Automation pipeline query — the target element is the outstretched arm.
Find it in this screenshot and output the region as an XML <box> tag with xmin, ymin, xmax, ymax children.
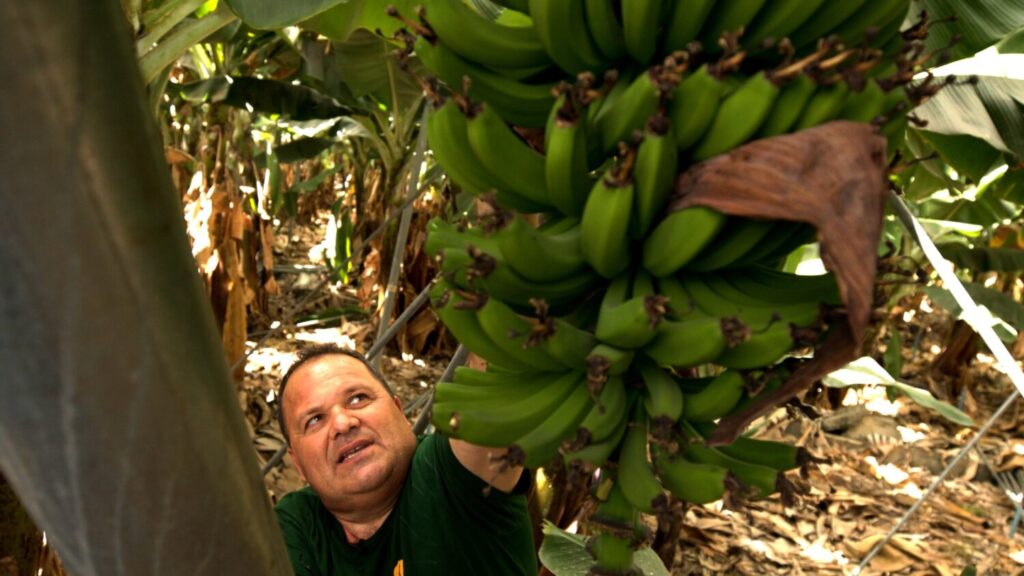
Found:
<box><xmin>449</xmin><ymin>439</ymin><xmax>524</xmax><ymax>493</ymax></box>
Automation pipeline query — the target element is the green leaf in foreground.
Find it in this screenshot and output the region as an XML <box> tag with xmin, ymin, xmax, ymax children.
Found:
<box><xmin>223</xmin><ymin>0</ymin><xmax>344</xmax><ymax>29</ymax></box>
<box><xmin>923</xmin><ymin>284</ymin><xmax>1022</xmax><ymax>342</ymax></box>
<box><xmin>539</xmin><ymin>522</ymin><xmax>669</xmax><ymax>576</ymax></box>
<box><xmin>823</xmin><ymin>357</ymin><xmax>974</xmax><ymax>427</ymax></box>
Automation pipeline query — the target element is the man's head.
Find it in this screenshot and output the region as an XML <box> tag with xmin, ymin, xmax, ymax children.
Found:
<box><xmin>278</xmin><ymin>345</ymin><xmax>416</xmax><ymax>511</ymax></box>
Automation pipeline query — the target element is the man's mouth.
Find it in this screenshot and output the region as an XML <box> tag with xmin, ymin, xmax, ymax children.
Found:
<box><xmin>336</xmin><ymin>440</ymin><xmax>372</xmax><ymax>464</ymax></box>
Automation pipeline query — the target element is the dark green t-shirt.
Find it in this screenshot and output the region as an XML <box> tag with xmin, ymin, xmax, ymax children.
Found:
<box><xmin>275</xmin><ymin>434</ymin><xmax>538</xmax><ymax>575</ymax></box>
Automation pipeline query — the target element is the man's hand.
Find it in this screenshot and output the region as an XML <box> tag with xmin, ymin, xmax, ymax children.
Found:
<box><xmin>449</xmin><ymin>439</ymin><xmax>524</xmax><ymax>493</ymax></box>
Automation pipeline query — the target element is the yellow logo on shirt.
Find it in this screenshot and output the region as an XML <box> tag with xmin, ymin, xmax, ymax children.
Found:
<box><xmin>393</xmin><ymin>559</ymin><xmax>404</xmax><ymax>576</ymax></box>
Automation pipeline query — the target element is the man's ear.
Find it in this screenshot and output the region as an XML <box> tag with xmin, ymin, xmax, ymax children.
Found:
<box><xmin>288</xmin><ymin>447</ymin><xmax>306</xmax><ymax>483</ymax></box>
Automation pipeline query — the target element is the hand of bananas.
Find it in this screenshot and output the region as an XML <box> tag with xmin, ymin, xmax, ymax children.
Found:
<box><xmin>391</xmin><ymin>0</ymin><xmax>927</xmax><ymax>572</ymax></box>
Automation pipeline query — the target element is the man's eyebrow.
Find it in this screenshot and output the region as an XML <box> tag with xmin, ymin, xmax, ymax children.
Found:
<box><xmin>293</xmin><ymin>383</ymin><xmax>372</xmax><ymax>422</ymax></box>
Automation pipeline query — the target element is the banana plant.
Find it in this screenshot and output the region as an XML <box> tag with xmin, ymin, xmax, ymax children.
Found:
<box><xmin>0</xmin><ymin>1</ymin><xmax>291</xmax><ymax>574</ymax></box>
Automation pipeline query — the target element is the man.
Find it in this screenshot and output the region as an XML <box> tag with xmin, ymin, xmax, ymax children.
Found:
<box><xmin>274</xmin><ymin>344</ymin><xmax>538</xmax><ymax>575</ymax></box>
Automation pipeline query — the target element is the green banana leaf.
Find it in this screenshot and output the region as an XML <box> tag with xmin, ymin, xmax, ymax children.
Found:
<box><xmin>913</xmin><ymin>54</ymin><xmax>1024</xmax><ymax>161</ymax></box>
<box><xmin>301</xmin><ymin>0</ymin><xmax>418</xmax><ymax>41</ymax></box>
<box><xmin>916</xmin><ymin>0</ymin><xmax>1024</xmax><ymax>60</ymax></box>
<box><xmin>0</xmin><ymin>1</ymin><xmax>291</xmax><ymax>574</ymax></box>
<box><xmin>222</xmin><ymin>0</ymin><xmax>346</xmax><ymax>29</ymax></box>
<box><xmin>924</xmin><ymin>284</ymin><xmax>1023</xmax><ymax>342</ymax></box>
<box><xmin>538</xmin><ymin>522</ymin><xmax>669</xmax><ymax>576</ymax></box>
<box><xmin>823</xmin><ymin>359</ymin><xmax>973</xmax><ymax>427</ymax></box>
<box><xmin>938</xmin><ymin>244</ymin><xmax>1024</xmax><ymax>273</ymax></box>
<box><xmin>917</xmin><ymin>131</ymin><xmax>1002</xmax><ymax>184</ymax></box>
<box><xmin>180</xmin><ymin>75</ymin><xmax>352</xmax><ymax>119</ymax></box>
<box><xmin>326</xmin><ymin>29</ymin><xmax>425</xmax><ymax>108</ymax></box>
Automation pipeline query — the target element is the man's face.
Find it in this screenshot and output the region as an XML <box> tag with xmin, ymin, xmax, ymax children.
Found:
<box><xmin>283</xmin><ymin>355</ymin><xmax>416</xmax><ymax>509</ymax></box>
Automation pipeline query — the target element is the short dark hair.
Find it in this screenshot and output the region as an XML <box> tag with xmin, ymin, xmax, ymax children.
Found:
<box><xmin>276</xmin><ymin>344</ymin><xmax>393</xmax><ymax>444</ymax></box>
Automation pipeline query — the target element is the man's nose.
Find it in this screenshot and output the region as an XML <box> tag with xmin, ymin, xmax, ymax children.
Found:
<box><xmin>330</xmin><ymin>406</ymin><xmax>359</xmax><ymax>435</ymax></box>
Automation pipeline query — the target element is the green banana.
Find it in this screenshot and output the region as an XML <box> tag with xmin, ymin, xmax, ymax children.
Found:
<box><xmin>700</xmin><ymin>270</ymin><xmax>828</xmax><ymax>311</ymax></box>
<box><xmin>638</xmin><ymin>357</ymin><xmax>685</xmax><ymax>424</ymax></box>
<box><xmin>425</xmin><ymin>99</ymin><xmax>545</xmax><ymax>211</ymax></box>
<box><xmin>580</xmin><ymin>160</ymin><xmax>634</xmax><ymax>278</ymax></box>
<box><xmin>682</xmin><ymin>369</ymin><xmax>746</xmax><ymax>422</ymax></box>
<box><xmin>742</xmin><ymin>0</ymin><xmax>827</xmax><ymax>47</ymax></box>
<box><xmin>595</xmin><ymin>66</ymin><xmax>663</xmax><ymax>154</ymax></box>
<box><xmin>621</xmin><ymin>0</ymin><xmax>666</xmax><ymax>64</ymax></box>
<box><xmin>450</xmin><ymin>365</ymin><xmax>546</xmax><ymax>388</ymax></box>
<box><xmin>670</xmin><ymin>64</ymin><xmax>727</xmax><ymax>149</ymax></box>
<box><xmin>693</xmin><ymin>71</ymin><xmax>780</xmax><ymax>160</ymax></box>
<box><xmin>683</xmin><ymin>442</ymin><xmax>780</xmax><ymax>499</ymax></box>
<box><xmin>793</xmin><ymin>82</ymin><xmax>851</xmax><ymax>131</ymax></box>
<box><xmin>476</xmin><ymin>295</ymin><xmax>568</xmax><ymax>371</ymax></box>
<box><xmin>431</xmin><ymin>281</ymin><xmax>533</xmax><ymax>370</ymax></box>
<box><xmin>868</xmin><ymin>7</ymin><xmax>907</xmax><ymax>52</ymax></box>
<box><xmin>715</xmin><ymin>322</ymin><xmax>797</xmax><ymax>369</ymax></box>
<box><xmin>788</xmin><ymin>0</ymin><xmax>871</xmax><ymax>48</ymax></box>
<box><xmin>725</xmin><ymin>265</ymin><xmax>842</xmax><ymax>305</ymax></box>
<box><xmin>420</xmin><ymin>0</ymin><xmax>550</xmax><ymax>69</ymax></box>
<box><xmin>679</xmin><ymin>274</ymin><xmax>821</xmax><ymax>328</ymax></box>
<box><xmin>575</xmin><ymin>375</ymin><xmax>628</xmax><ymax>446</ymax></box>
<box><xmin>686</xmin><ymin>217</ymin><xmax>776</xmax><ymax>272</ymax></box>
<box><xmin>652</xmin><ymin>443</ymin><xmax>729</xmax><ymax>504</ymax></box>
<box><xmin>642</xmin><ymin>207</ymin><xmax>728</xmax><ymax>277</ymax></box>
<box><xmin>838</xmin><ymin>79</ymin><xmax>888</xmax><ymax>123</ymax></box>
<box><xmin>565</xmin><ymin>411</ymin><xmax>629</xmax><ymax>467</ymax></box>
<box><xmin>690</xmin><ymin>422</ymin><xmax>800</xmax><ymax>471</ymax></box>
<box><xmin>528</xmin><ymin>0</ymin><xmax>606</xmax><ymax>75</ymax></box>
<box><xmin>595</xmin><ymin>272</ymin><xmax>666</xmax><ymax>349</ymax></box>
<box><xmin>539</xmin><ymin>316</ymin><xmax>598</xmax><ymax>370</ymax></box>
<box><xmin>654</xmin><ymin>274</ymin><xmax>694</xmax><ymax>318</ymax></box>
<box><xmin>424</xmin><ymin>217</ymin><xmax>495</xmax><ymax>258</ymax></box>
<box><xmin>495</xmin><ymin>217</ymin><xmax>587</xmax><ymax>282</ymax></box>
<box><xmin>545</xmin><ymin>98</ymin><xmax>593</xmax><ymax>216</ymax></box>
<box><xmin>587</xmin><ymin>343</ymin><xmax>635</xmax><ymax>376</ymax></box>
<box><xmin>631</xmin><ymin>113</ymin><xmax>678</xmax><ymax>240</ymax></box>
<box><xmin>699</xmin><ymin>0</ymin><xmax>769</xmax><ymax>50</ymax></box>
<box><xmin>757</xmin><ymin>75</ymin><xmax>817</xmax><ymax>137</ymax></box>
<box><xmin>661</xmin><ymin>0</ymin><xmax>715</xmax><ymax>52</ymax></box>
<box><xmin>588</xmin><ymin>480</ymin><xmax>639</xmax><ymax>573</ymax></box>
<box><xmin>584</xmin><ymin>0</ymin><xmax>628</xmax><ymax>60</ymax></box>
<box><xmin>432</xmin><ymin>369</ymin><xmax>581</xmax><ymax>447</ymax></box>
<box><xmin>425</xmin><ymin>98</ymin><xmax>497</xmax><ymax>199</ymax></box>
<box><xmin>726</xmin><ymin>220</ymin><xmax>812</xmax><ymax>268</ymax></box>
<box><xmin>466</xmin><ymin>103</ymin><xmax>551</xmax><ymax>209</ymax></box>
<box><xmin>465</xmin><ymin>248</ymin><xmax>600</xmax><ymax>307</ymax></box>
<box><xmin>618</xmin><ymin>405</ymin><xmax>666</xmax><ymax>513</ymax></box>
<box><xmin>490</xmin><ymin>0</ymin><xmax>530</xmax><ymax>13</ymax></box>
<box><xmin>643</xmin><ymin>316</ymin><xmax>727</xmax><ymax>367</ymax></box>
<box><xmin>434</xmin><ymin>371</ymin><xmax>560</xmax><ymax>404</ymax></box>
<box><xmin>832</xmin><ymin>0</ymin><xmax>911</xmax><ymax>48</ymax></box>
<box><xmin>413</xmin><ymin>34</ymin><xmax>555</xmax><ymax>128</ymax></box>
<box><xmin>509</xmin><ymin>371</ymin><xmax>594</xmax><ymax>468</ymax></box>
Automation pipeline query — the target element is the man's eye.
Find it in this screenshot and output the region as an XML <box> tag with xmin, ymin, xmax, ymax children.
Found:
<box><xmin>304</xmin><ymin>415</ymin><xmax>321</xmax><ymax>430</ymax></box>
<box><xmin>349</xmin><ymin>393</ymin><xmax>369</xmax><ymax>406</ymax></box>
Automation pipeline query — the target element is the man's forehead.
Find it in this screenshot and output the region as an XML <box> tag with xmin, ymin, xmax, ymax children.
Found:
<box><xmin>284</xmin><ymin>354</ymin><xmax>385</xmax><ymax>404</ymax></box>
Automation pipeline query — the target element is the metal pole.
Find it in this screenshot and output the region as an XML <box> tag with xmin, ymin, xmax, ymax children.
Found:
<box><xmin>854</xmin><ymin>190</ymin><xmax>1024</xmax><ymax>573</ymax></box>
<box><xmin>413</xmin><ymin>345</ymin><xmax>469</xmax><ymax>435</ymax></box>
<box><xmin>372</xmin><ymin>105</ymin><xmax>430</xmax><ymax>371</ymax></box>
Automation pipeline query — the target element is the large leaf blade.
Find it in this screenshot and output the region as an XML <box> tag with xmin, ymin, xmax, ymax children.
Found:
<box><xmin>0</xmin><ymin>1</ymin><xmax>291</xmax><ymax>574</ymax></box>
<box><xmin>915</xmin><ymin>54</ymin><xmax>1024</xmax><ymax>160</ymax></box>
<box><xmin>222</xmin><ymin>0</ymin><xmax>346</xmax><ymax>29</ymax></box>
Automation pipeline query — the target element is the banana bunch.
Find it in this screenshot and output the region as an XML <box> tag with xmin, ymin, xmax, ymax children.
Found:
<box><xmin>395</xmin><ymin>1</ymin><xmax>929</xmax><ymax>572</ymax></box>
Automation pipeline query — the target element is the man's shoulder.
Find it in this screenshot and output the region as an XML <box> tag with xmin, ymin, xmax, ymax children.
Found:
<box><xmin>275</xmin><ymin>485</ymin><xmax>323</xmax><ymax>520</ymax></box>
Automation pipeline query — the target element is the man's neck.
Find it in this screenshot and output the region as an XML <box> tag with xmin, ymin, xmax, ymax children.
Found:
<box><xmin>331</xmin><ymin>490</ymin><xmax>400</xmax><ymax>544</ymax></box>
